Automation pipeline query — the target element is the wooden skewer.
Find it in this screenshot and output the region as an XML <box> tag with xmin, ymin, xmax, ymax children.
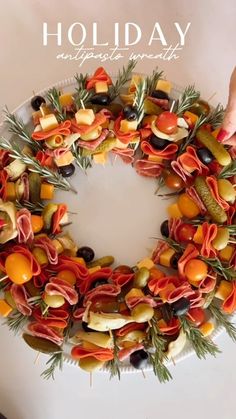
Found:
<box><xmin>0</xmin><ymin>275</ymin><xmax>8</xmax><ymax>283</ymax></box>
<box><xmin>89</xmin><ymin>372</ymin><xmax>93</xmax><ymax>388</ymax></box>
<box><xmin>228</xmin><ymin>240</ymin><xmax>236</xmax><ymax>244</ymax></box>
<box><xmin>169</xmin><ymin>100</ymin><xmax>176</xmax><ymax>113</ymax></box>
<box><xmin>207</xmin><ymin>92</ymin><xmax>217</xmax><ymax>102</ymax></box>
<box><xmin>141</xmin><ymin>369</ymin><xmax>146</xmax><ymax>379</ymax></box>
<box><xmin>207</xmin><ymin>274</ymin><xmax>217</xmax><ymax>280</ymax></box>
<box><xmin>171</xmin><ymin>356</ymin><xmax>176</xmax><ymax>366</ymax></box>
<box><xmin>34</xmin><ymin>351</ymin><xmax>40</xmax><ymax>365</ymax></box>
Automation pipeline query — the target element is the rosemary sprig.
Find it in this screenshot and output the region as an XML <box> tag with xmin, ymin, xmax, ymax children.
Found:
<box><xmin>0</xmin><ymin>137</ymin><xmax>76</xmax><ymax>193</ymax></box>
<box><xmin>175</xmin><ymin>85</ymin><xmax>200</xmax><ymax>116</ymax></box>
<box><xmin>209</xmin><ymin>303</ymin><xmax>236</xmax><ymax>342</ymax></box>
<box><xmin>109</xmin><ymin>60</ymin><xmax>137</xmax><ymax>101</ymax></box>
<box><xmin>46</xmin><ymin>87</ymin><xmax>67</xmax><ymax>122</ymax></box>
<box><xmin>107</xmin><ymin>332</ymin><xmax>121</xmax><ymax>380</ymax></box>
<box><xmin>181</xmin><ymin>317</ymin><xmax>220</xmax><ymax>359</ymax></box>
<box><xmin>219</xmin><ymin>160</ymin><xmax>236</xmax><ymax>179</ymax></box>
<box><xmin>133</xmin><ymin>78</ymin><xmax>147</xmax><ymax>124</ymax></box>
<box><xmin>71</xmin><ymin>143</ymin><xmax>92</xmax><ymax>172</ymax></box>
<box><xmin>148</xmin><ymin>318</ymin><xmax>172</xmax><ymax>383</ymax></box>
<box><xmin>5</xmin><ymin>312</ymin><xmax>28</xmax><ymax>334</ymax></box>
<box><xmin>15</xmin><ymin>200</ymin><xmax>45</xmax><ymax>213</ymax></box>
<box><xmin>41</xmin><ymin>352</ymin><xmax>63</xmax><ymax>380</ymax></box>
<box><xmin>3</xmin><ymin>107</ymin><xmax>42</xmax><ymax>152</ymax></box>
<box><xmin>179</xmin><ymin>113</ymin><xmax>207</xmax><ymax>153</ymax></box>
<box><xmin>154</xmin><ymin>175</ymin><xmax>165</xmax><ymax>195</ymax></box>
<box><xmin>206</xmin><ymin>103</ymin><xmax>225</xmax><ymax>129</ymax></box>
<box><xmin>146</xmin><ymin>68</ymin><xmax>164</xmax><ymax>96</ymax></box>
<box><xmin>74</xmin><ymin>72</ymin><xmax>93</xmax><ymax>109</ymax></box>
<box><xmin>200</xmin><ymin>257</ymin><xmax>235</xmax><ymax>281</ymax></box>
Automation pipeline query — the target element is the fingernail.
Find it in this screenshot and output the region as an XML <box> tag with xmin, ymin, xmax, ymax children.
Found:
<box><xmin>217</xmin><ymin>129</ymin><xmax>229</xmax><ymax>142</ymax></box>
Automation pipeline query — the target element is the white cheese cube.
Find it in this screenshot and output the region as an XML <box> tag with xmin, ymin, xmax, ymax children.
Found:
<box><xmin>75</xmin><ymin>109</ymin><xmax>95</xmax><ymax>125</ymax></box>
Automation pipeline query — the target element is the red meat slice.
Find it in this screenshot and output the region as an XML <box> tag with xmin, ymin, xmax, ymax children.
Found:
<box><xmin>45</xmin><ymin>277</ymin><xmax>79</xmax><ymax>305</ymax></box>
<box><xmin>16</xmin><ymin>208</ymin><xmax>34</xmax><ymax>244</ymax></box>
<box><xmin>11</xmin><ymin>284</ymin><xmax>32</xmax><ymax>316</ymax></box>
<box><xmin>28</xmin><ymin>322</ymin><xmax>63</xmax><ymax>345</ymax></box>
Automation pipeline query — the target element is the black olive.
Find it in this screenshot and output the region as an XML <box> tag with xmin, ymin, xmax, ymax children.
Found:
<box><xmin>91</xmin><ymin>94</ymin><xmax>111</xmax><ymax>106</ymax></box>
<box><xmin>151</xmin><ymin>89</ymin><xmax>169</xmax><ymax>100</ymax></box>
<box><xmin>130</xmin><ymin>349</ymin><xmax>149</xmax><ymax>369</ymax></box>
<box><xmin>58</xmin><ymin>164</ymin><xmax>75</xmax><ymax>178</ymax></box>
<box><xmin>160</xmin><ymin>220</ymin><xmax>169</xmax><ymax>238</ymax></box>
<box><xmin>170</xmin><ymin>253</ymin><xmax>182</xmax><ymax>270</ymax></box>
<box><xmin>91</xmin><ymin>279</ymin><xmax>108</xmax><ymax>289</ymax></box>
<box><xmin>171</xmin><ymin>297</ymin><xmax>190</xmax><ymax>316</ymax></box>
<box><xmin>31</xmin><ymin>95</ymin><xmax>46</xmax><ymax>111</ymax></box>
<box><xmin>150</xmin><ymin>134</ymin><xmax>169</xmax><ymax>150</ymax></box>
<box><xmin>82</xmin><ymin>321</ymin><xmax>94</xmax><ymax>332</ymax></box>
<box><xmin>77</xmin><ymin>246</ymin><xmax>95</xmax><ymax>263</ymax></box>
<box><xmin>197</xmin><ymin>148</ymin><xmax>214</xmax><ymax>165</ymax></box>
<box><xmin>123</xmin><ymin>105</ymin><xmax>138</xmax><ymax>121</ymax></box>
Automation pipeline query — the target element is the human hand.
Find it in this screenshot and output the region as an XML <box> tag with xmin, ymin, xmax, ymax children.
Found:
<box><xmin>217</xmin><ymin>66</ymin><xmax>236</xmax><ymax>146</ymax></box>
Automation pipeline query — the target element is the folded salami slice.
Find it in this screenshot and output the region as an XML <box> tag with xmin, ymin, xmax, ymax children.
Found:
<box><xmin>45</xmin><ymin>277</ymin><xmax>79</xmax><ymax>305</ymax></box>
<box><xmin>187</xmin><ymin>290</ymin><xmax>205</xmax><ymax>309</ymax></box>
<box><xmin>11</xmin><ymin>284</ymin><xmax>32</xmax><ymax>316</ymax></box>
<box><xmin>0</xmin><ymin>170</ymin><xmax>8</xmax><ymax>200</ymax></box>
<box><xmin>52</xmin><ymin>204</ymin><xmax>68</xmax><ymax>235</ymax></box>
<box><xmin>0</xmin><ymin>150</ymin><xmax>10</xmax><ymax>168</ymax></box>
<box><xmin>227</xmin><ymin>205</ymin><xmax>236</xmax><ymax>225</ymax></box>
<box><xmin>206</xmin><ymin>176</ymin><xmax>230</xmax><ymax>211</ymax></box>
<box><xmin>169</xmin><ymin>218</ymin><xmax>183</xmax><ymax>241</ymax></box>
<box><xmin>167</xmin><ymin>284</ymin><xmax>193</xmax><ymax>303</ymax></box>
<box><xmin>186</xmin><ymin>186</ymin><xmax>206</xmax><ymax>213</ymax></box>
<box><xmin>71</xmin><ymin>112</ymin><xmax>107</xmax><ymax>136</ymax></box>
<box><xmin>54</xmin><ymin>256</ymin><xmax>89</xmax><ymax>281</ymax></box>
<box><xmin>12</xmin><ymin>245</ymin><xmax>41</xmax><ymax>276</ymax></box>
<box><xmin>200</xmin><ymin>222</ymin><xmax>218</xmax><ymax>258</ymax></box>
<box><xmin>73</xmin><ymin>307</ymin><xmax>86</xmax><ymax>320</ymax></box>
<box><xmin>71</xmin><ymin>346</ymin><xmax>114</xmax><ymax>361</ymax></box>
<box><xmin>229</xmin><ymin>145</ymin><xmax>236</xmax><ymax>159</ymax></box>
<box><xmin>77</xmin><ymin>129</ymin><xmax>109</xmax><ymax>150</ymax></box>
<box><xmin>141</xmin><ymin>140</ymin><xmax>178</xmax><ymax>160</ymax></box>
<box><xmin>118</xmin><ymin>343</ymin><xmax>144</xmax><ymax>361</ymax></box>
<box><xmin>151</xmin><ymin>241</ymin><xmax>169</xmax><ymax>264</ymax></box>
<box><xmin>158</xmin><ymin>318</ymin><xmax>180</xmax><ymax>335</ymax></box>
<box><xmin>148</xmin><ymin>276</ymin><xmax>179</xmax><ymax>296</ymax></box>
<box><xmin>33</xmin><ymin>307</ymin><xmax>69</xmax><ymax>329</ymax></box>
<box><xmin>32</xmin><ymin>120</ymin><xmax>71</xmax><ymax>141</ymax></box>
<box><xmin>178</xmin><ymin>146</ymin><xmax>209</xmax><ymax>176</ymax></box>
<box><xmin>28</xmin><ymin>322</ymin><xmax>63</xmax><ymax>345</ymax></box>
<box><xmin>116</xmin><ymin>322</ymin><xmax>146</xmax><ymax>337</ymax></box>
<box><xmin>20</xmin><ymin>173</ymin><xmax>30</xmax><ymax>201</ymax></box>
<box><xmin>16</xmin><ymin>208</ymin><xmax>34</xmax><ymax>244</ymax></box>
<box><xmin>126</xmin><ymin>296</ymin><xmax>157</xmax><ymax>310</ymax></box>
<box><xmin>171</xmin><ymin>160</ymin><xmax>193</xmax><ymax>183</ymax></box>
<box><xmin>35</xmin><ymin>150</ymin><xmax>54</xmax><ymax>168</ymax></box>
<box><xmin>177</xmin><ymin>244</ymin><xmax>199</xmax><ymax>279</ymax></box>
<box><xmin>222</xmin><ymin>282</ymin><xmax>236</xmax><ymax>314</ymax></box>
<box><xmin>111</xmin><ymin>147</ymin><xmax>135</xmax><ymax>164</ymax></box>
<box><xmin>134</xmin><ymin>159</ymin><xmax>163</xmax><ymax>177</ymax></box>
<box><xmin>34</xmin><ymin>236</ymin><xmax>58</xmax><ymax>265</ymax></box>
<box><xmin>113</xmin><ymin>116</ymin><xmax>140</xmax><ymax>145</ymax></box>
<box><xmin>83</xmin><ymin>284</ymin><xmax>121</xmax><ymax>306</ymax></box>
<box><xmin>139</xmin><ymin>128</ymin><xmax>152</xmax><ymax>140</ymax></box>
<box><xmin>111</xmin><ymin>272</ymin><xmax>134</xmax><ymax>288</ymax></box>
<box><xmin>86</xmin><ymin>67</ymin><xmax>112</xmax><ymax>90</ymax></box>
<box><xmin>79</xmin><ymin>267</ymin><xmax>112</xmax><ymax>295</ymax></box>
<box><xmin>198</xmin><ymin>276</ymin><xmax>216</xmax><ymax>293</ymax></box>
<box><xmin>146</xmin><ymin>96</ymin><xmax>169</xmax><ymax>110</ymax></box>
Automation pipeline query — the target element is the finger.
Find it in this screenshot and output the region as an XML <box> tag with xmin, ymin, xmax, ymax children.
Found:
<box><xmin>222</xmin><ymin>133</ymin><xmax>236</xmax><ymax>146</ymax></box>
<box><xmin>218</xmin><ymin>106</ymin><xmax>236</xmax><ymax>141</ymax></box>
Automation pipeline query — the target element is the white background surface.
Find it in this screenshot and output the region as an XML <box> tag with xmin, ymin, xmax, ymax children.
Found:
<box><xmin>0</xmin><ymin>1</ymin><xmax>236</xmax><ymax>418</ymax></box>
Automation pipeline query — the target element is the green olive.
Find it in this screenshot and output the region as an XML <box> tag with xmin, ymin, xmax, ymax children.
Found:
<box><xmin>133</xmin><ymin>267</ymin><xmax>150</xmax><ymax>288</ymax></box>
<box><xmin>88</xmin><ymin>256</ymin><xmax>115</xmax><ymax>268</ymax></box>
<box><xmin>212</xmin><ymin>227</ymin><xmax>229</xmax><ymax>251</ymax></box>
<box><xmin>217</xmin><ymin>179</ymin><xmax>236</xmax><ymax>203</ymax></box>
<box><xmin>79</xmin><ymin>356</ymin><xmax>105</xmax><ymax>372</ymax></box>
<box><xmin>43</xmin><ymin>293</ymin><xmax>65</xmax><ymax>308</ymax></box>
<box><xmin>131</xmin><ymin>303</ymin><xmax>154</xmax><ymax>323</ymax></box>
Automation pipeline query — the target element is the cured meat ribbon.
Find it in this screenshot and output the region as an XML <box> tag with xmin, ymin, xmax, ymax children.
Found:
<box><xmin>71</xmin><ymin>112</ymin><xmax>107</xmax><ymax>136</ymax></box>
<box><xmin>86</xmin><ymin>67</ymin><xmax>112</xmax><ymax>90</ymax></box>
<box><xmin>32</xmin><ymin>120</ymin><xmax>71</xmax><ymax>141</ymax></box>
<box><xmin>141</xmin><ymin>140</ymin><xmax>178</xmax><ymax>160</ymax></box>
<box><xmin>79</xmin><ymin>267</ymin><xmax>112</xmax><ymax>295</ymax></box>
<box><xmin>200</xmin><ymin>222</ymin><xmax>218</xmax><ymax>258</ymax></box>
<box><xmin>33</xmin><ymin>236</ymin><xmax>58</xmax><ymax>265</ymax></box>
<box><xmin>134</xmin><ymin>159</ymin><xmax>163</xmax><ymax>178</ymax></box>
<box><xmin>45</xmin><ymin>277</ymin><xmax>79</xmax><ymax>305</ymax></box>
<box><xmin>16</xmin><ymin>208</ymin><xmax>34</xmax><ymax>244</ymax></box>
<box><xmin>28</xmin><ymin>322</ymin><xmax>63</xmax><ymax>345</ymax></box>
<box><xmin>71</xmin><ymin>346</ymin><xmax>114</xmax><ymax>361</ymax></box>
<box><xmin>11</xmin><ymin>284</ymin><xmax>32</xmax><ymax>316</ymax></box>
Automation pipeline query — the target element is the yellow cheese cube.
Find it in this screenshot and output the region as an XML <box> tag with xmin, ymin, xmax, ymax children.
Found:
<box><xmin>5</xmin><ymin>182</ymin><xmax>16</xmax><ymax>201</ymax></box>
<box><xmin>40</xmin><ymin>183</ymin><xmax>55</xmax><ymax>200</ymax></box>
<box><xmin>199</xmin><ymin>322</ymin><xmax>214</xmax><ymax>337</ymax></box>
<box><xmin>129</xmin><ymin>75</ymin><xmax>143</xmax><ymax>93</ymax></box>
<box><xmin>52</xmin><ymin>239</ymin><xmax>64</xmax><ymax>254</ymax></box>
<box><xmin>59</xmin><ymin>93</ymin><xmax>74</xmax><ymax>107</ymax></box>
<box><xmin>215</xmin><ymin>280</ymin><xmax>233</xmax><ymax>300</ymax></box>
<box><xmin>155</xmin><ymin>80</ymin><xmax>172</xmax><ymax>94</ymax></box>
<box><xmin>136</xmin><ymin>258</ymin><xmax>154</xmax><ymax>270</ymax></box>
<box><xmin>0</xmin><ymin>299</ymin><xmax>13</xmax><ymax>317</ymax></box>
<box><xmin>219</xmin><ymin>245</ymin><xmax>234</xmax><ymax>262</ymax></box>
<box><xmin>159</xmin><ymin>283</ymin><xmax>176</xmax><ymax>302</ymax></box>
<box><xmin>40</xmin><ymin>114</ymin><xmax>59</xmax><ymax>132</ymax></box>
<box><xmin>54</xmin><ymin>151</ymin><xmax>75</xmax><ymax>167</ymax></box>
<box><xmin>125</xmin><ymin>288</ymin><xmax>145</xmax><ymax>301</ymax></box>
<box><xmin>120</xmin><ymin>93</ymin><xmax>134</xmax><ymax>105</ymax></box>
<box><xmin>88</xmin><ymin>266</ymin><xmax>101</xmax><ymax>274</ymax></box>
<box><xmin>167</xmin><ymin>203</ymin><xmax>183</xmax><ymax>219</ymax></box>
<box><xmin>70</xmin><ymin>257</ymin><xmax>86</xmax><ymax>266</ymax></box>
<box><xmin>148</xmin><ymin>155</ymin><xmax>163</xmax><ymax>163</ymax></box>
<box><xmin>93</xmin><ymin>152</ymin><xmax>107</xmax><ymax>165</ymax></box>
<box><xmin>184</xmin><ymin>111</ymin><xmax>199</xmax><ymax>126</ymax></box>
<box><xmin>95</xmin><ymin>81</ymin><xmax>108</xmax><ymax>93</ymax></box>
<box><xmin>114</xmin><ymin>139</ymin><xmax>128</xmax><ymax>149</ymax></box>
<box><xmin>75</xmin><ymin>109</ymin><xmax>95</xmax><ymax>125</ymax></box>
<box><xmin>120</xmin><ymin>119</ymin><xmax>138</xmax><ymax>133</ymax></box>
<box><xmin>159</xmin><ymin>248</ymin><xmax>176</xmax><ymax>267</ymax></box>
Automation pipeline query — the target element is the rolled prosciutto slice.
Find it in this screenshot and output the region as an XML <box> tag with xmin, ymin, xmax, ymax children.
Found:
<box><xmin>34</xmin><ymin>236</ymin><xmax>58</xmax><ymax>265</ymax></box>
<box><xmin>83</xmin><ymin>284</ymin><xmax>121</xmax><ymax>306</ymax></box>
<box><xmin>111</xmin><ymin>147</ymin><xmax>135</xmax><ymax>164</ymax></box>
<box><xmin>16</xmin><ymin>208</ymin><xmax>34</xmax><ymax>244</ymax></box>
<box><xmin>11</xmin><ymin>284</ymin><xmax>32</xmax><ymax>316</ymax></box>
<box><xmin>141</xmin><ymin>141</ymin><xmax>178</xmax><ymax>160</ymax></box>
<box><xmin>134</xmin><ymin>159</ymin><xmax>163</xmax><ymax>177</ymax></box>
<box><xmin>28</xmin><ymin>322</ymin><xmax>63</xmax><ymax>345</ymax></box>
<box><xmin>45</xmin><ymin>277</ymin><xmax>79</xmax><ymax>305</ymax></box>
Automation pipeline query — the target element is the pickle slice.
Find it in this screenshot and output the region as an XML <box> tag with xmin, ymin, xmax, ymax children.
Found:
<box><xmin>196</xmin><ymin>129</ymin><xmax>231</xmax><ymax>167</ymax></box>
<box><xmin>23</xmin><ymin>334</ymin><xmax>62</xmax><ymax>354</ymax></box>
<box><xmin>29</xmin><ymin>173</ymin><xmax>42</xmax><ymax>204</ymax></box>
<box><xmin>82</xmin><ymin>138</ymin><xmax>117</xmax><ymax>156</ymax></box>
<box><xmin>88</xmin><ymin>255</ymin><xmax>115</xmax><ymax>268</ymax></box>
<box><xmin>194</xmin><ymin>176</ymin><xmax>227</xmax><ymax>223</ymax></box>
<box><xmin>42</xmin><ymin>203</ymin><xmax>58</xmax><ymax>230</ymax></box>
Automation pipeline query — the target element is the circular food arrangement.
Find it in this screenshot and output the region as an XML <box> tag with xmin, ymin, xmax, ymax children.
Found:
<box><xmin>0</xmin><ymin>61</ymin><xmax>235</xmax><ymax>382</ymax></box>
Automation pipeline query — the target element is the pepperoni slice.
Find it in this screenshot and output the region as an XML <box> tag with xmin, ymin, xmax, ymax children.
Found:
<box><xmin>12</xmin><ymin>245</ymin><xmax>41</xmax><ymax>276</ymax></box>
<box><xmin>86</xmin><ymin>67</ymin><xmax>112</xmax><ymax>90</ymax></box>
<box><xmin>198</xmin><ymin>276</ymin><xmax>216</xmax><ymax>293</ymax></box>
<box><xmin>32</xmin><ymin>120</ymin><xmax>71</xmax><ymax>141</ymax></box>
<box><xmin>16</xmin><ymin>208</ymin><xmax>34</xmax><ymax>244</ymax></box>
<box><xmin>151</xmin><ymin>241</ymin><xmax>169</xmax><ymax>264</ymax></box>
<box><xmin>83</xmin><ymin>284</ymin><xmax>121</xmax><ymax>306</ymax></box>
<box><xmin>111</xmin><ymin>147</ymin><xmax>135</xmax><ymax>164</ymax></box>
<box><xmin>113</xmin><ymin>116</ymin><xmax>140</xmax><ymax>145</ymax></box>
<box><xmin>77</xmin><ymin>129</ymin><xmax>109</xmax><ymax>150</ymax></box>
<box><xmin>0</xmin><ymin>150</ymin><xmax>10</xmax><ymax>168</ymax></box>
<box><xmin>167</xmin><ymin>284</ymin><xmax>193</xmax><ymax>303</ymax></box>
<box><xmin>222</xmin><ymin>282</ymin><xmax>236</xmax><ymax>314</ymax></box>
<box><xmin>125</xmin><ymin>296</ymin><xmax>157</xmax><ymax>310</ymax></box>
<box><xmin>11</xmin><ymin>284</ymin><xmax>32</xmax><ymax>316</ymax></box>
<box><xmin>200</xmin><ymin>222</ymin><xmax>218</xmax><ymax>258</ymax></box>
<box><xmin>35</xmin><ymin>151</ymin><xmax>55</xmax><ymax>168</ymax></box>
<box><xmin>33</xmin><ymin>307</ymin><xmax>69</xmax><ymax>329</ymax></box>
<box><xmin>118</xmin><ymin>343</ymin><xmax>144</xmax><ymax>361</ymax></box>
<box><xmin>134</xmin><ymin>159</ymin><xmax>163</xmax><ymax>178</ymax></box>
<box><xmin>79</xmin><ymin>267</ymin><xmax>112</xmax><ymax>295</ymax></box>
<box><xmin>111</xmin><ymin>272</ymin><xmax>134</xmax><ymax>288</ymax></box>
<box><xmin>34</xmin><ymin>236</ymin><xmax>58</xmax><ymax>265</ymax></box>
<box><xmin>0</xmin><ymin>169</ymin><xmax>8</xmax><ymax>200</ymax></box>
<box><xmin>177</xmin><ymin>244</ymin><xmax>199</xmax><ymax>279</ymax></box>
<box><xmin>116</xmin><ymin>322</ymin><xmax>146</xmax><ymax>337</ymax></box>
<box><xmin>71</xmin><ymin>112</ymin><xmax>107</xmax><ymax>136</ymax></box>
<box><xmin>206</xmin><ymin>176</ymin><xmax>230</xmax><ymax>211</ymax></box>
<box><xmin>52</xmin><ymin>204</ymin><xmax>68</xmax><ymax>235</ymax></box>
<box><xmin>54</xmin><ymin>256</ymin><xmax>89</xmax><ymax>281</ymax></box>
<box><xmin>28</xmin><ymin>322</ymin><xmax>63</xmax><ymax>345</ymax></box>
<box><xmin>45</xmin><ymin>277</ymin><xmax>79</xmax><ymax>305</ymax></box>
<box><xmin>179</xmin><ymin>146</ymin><xmax>209</xmax><ymax>176</ymax></box>
<box><xmin>158</xmin><ymin>317</ymin><xmax>180</xmax><ymax>335</ymax></box>
<box><xmin>171</xmin><ymin>160</ymin><xmax>193</xmax><ymax>183</ymax></box>
<box><xmin>71</xmin><ymin>346</ymin><xmax>114</xmax><ymax>361</ymax></box>
<box><xmin>141</xmin><ymin>140</ymin><xmax>178</xmax><ymax>160</ymax></box>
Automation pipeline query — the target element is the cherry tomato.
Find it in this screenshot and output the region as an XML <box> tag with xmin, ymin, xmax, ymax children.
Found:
<box><xmin>177</xmin><ymin>193</ymin><xmax>200</xmax><ymax>219</ymax></box>
<box><xmin>156</xmin><ymin>111</ymin><xmax>178</xmax><ymax>134</ymax></box>
<box><xmin>113</xmin><ymin>265</ymin><xmax>133</xmax><ymax>274</ymax></box>
<box><xmin>5</xmin><ymin>253</ymin><xmax>33</xmax><ymax>284</ymax></box>
<box><xmin>184</xmin><ymin>258</ymin><xmax>208</xmax><ymax>282</ymax></box>
<box><xmin>57</xmin><ymin>269</ymin><xmax>77</xmax><ymax>286</ymax></box>
<box><xmin>31</xmin><ymin>215</ymin><xmax>44</xmax><ymax>233</ymax></box>
<box><xmin>164</xmin><ymin>171</ymin><xmax>184</xmax><ymax>190</ymax></box>
<box><xmin>187</xmin><ymin>307</ymin><xmax>205</xmax><ymax>326</ymax></box>
<box><xmin>177</xmin><ymin>223</ymin><xmax>197</xmax><ymax>243</ymax></box>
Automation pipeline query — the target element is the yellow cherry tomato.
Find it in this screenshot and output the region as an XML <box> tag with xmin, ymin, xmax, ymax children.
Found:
<box><xmin>43</xmin><ymin>293</ymin><xmax>65</xmax><ymax>308</ymax></box>
<box><xmin>184</xmin><ymin>259</ymin><xmax>208</xmax><ymax>283</ymax></box>
<box><xmin>5</xmin><ymin>253</ymin><xmax>33</xmax><ymax>284</ymax></box>
<box><xmin>177</xmin><ymin>193</ymin><xmax>200</xmax><ymax>219</ymax></box>
<box><xmin>57</xmin><ymin>270</ymin><xmax>76</xmax><ymax>286</ymax></box>
<box><xmin>31</xmin><ymin>215</ymin><xmax>44</xmax><ymax>234</ymax></box>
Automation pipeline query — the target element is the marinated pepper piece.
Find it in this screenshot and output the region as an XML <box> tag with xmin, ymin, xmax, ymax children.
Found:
<box><xmin>194</xmin><ymin>176</ymin><xmax>227</xmax><ymax>223</ymax></box>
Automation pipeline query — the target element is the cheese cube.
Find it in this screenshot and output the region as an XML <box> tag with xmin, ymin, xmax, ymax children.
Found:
<box><xmin>136</xmin><ymin>258</ymin><xmax>154</xmax><ymax>270</ymax></box>
<box><xmin>159</xmin><ymin>248</ymin><xmax>176</xmax><ymax>267</ymax></box>
<box><xmin>219</xmin><ymin>245</ymin><xmax>234</xmax><ymax>262</ymax></box>
<box><xmin>159</xmin><ymin>283</ymin><xmax>176</xmax><ymax>302</ymax></box>
<box><xmin>125</xmin><ymin>288</ymin><xmax>145</xmax><ymax>301</ymax></box>
<box><xmin>75</xmin><ymin>109</ymin><xmax>95</xmax><ymax>126</ymax></box>
<box><xmin>114</xmin><ymin>139</ymin><xmax>128</xmax><ymax>149</ymax></box>
<box><xmin>40</xmin><ymin>114</ymin><xmax>59</xmax><ymax>131</ymax></box>
<box><xmin>120</xmin><ymin>119</ymin><xmax>138</xmax><ymax>133</ymax></box>
<box><xmin>167</xmin><ymin>203</ymin><xmax>183</xmax><ymax>219</ymax></box>
<box><xmin>54</xmin><ymin>151</ymin><xmax>74</xmax><ymax>167</ymax></box>
<box><xmin>0</xmin><ymin>299</ymin><xmax>13</xmax><ymax>317</ymax></box>
<box><xmin>155</xmin><ymin>79</ymin><xmax>172</xmax><ymax>94</ymax></box>
<box><xmin>93</xmin><ymin>152</ymin><xmax>107</xmax><ymax>165</ymax></box>
<box><xmin>215</xmin><ymin>280</ymin><xmax>233</xmax><ymax>300</ymax></box>
<box><xmin>59</xmin><ymin>93</ymin><xmax>74</xmax><ymax>107</ymax></box>
<box><xmin>95</xmin><ymin>81</ymin><xmax>108</xmax><ymax>93</ymax></box>
<box><xmin>129</xmin><ymin>75</ymin><xmax>143</xmax><ymax>93</ymax></box>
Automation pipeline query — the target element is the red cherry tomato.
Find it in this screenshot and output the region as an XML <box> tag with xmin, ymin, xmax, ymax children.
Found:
<box><xmin>164</xmin><ymin>171</ymin><xmax>184</xmax><ymax>190</ymax></box>
<box><xmin>177</xmin><ymin>223</ymin><xmax>197</xmax><ymax>243</ymax></box>
<box><xmin>187</xmin><ymin>307</ymin><xmax>205</xmax><ymax>326</ymax></box>
<box><xmin>156</xmin><ymin>111</ymin><xmax>178</xmax><ymax>135</ymax></box>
